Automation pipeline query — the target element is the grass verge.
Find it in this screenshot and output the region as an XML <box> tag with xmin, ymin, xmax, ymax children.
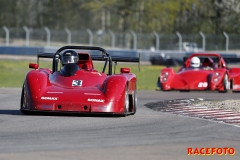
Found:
<box><xmin>0</xmin><ymin>59</ymin><xmax>167</xmax><ymax>90</ymax></box>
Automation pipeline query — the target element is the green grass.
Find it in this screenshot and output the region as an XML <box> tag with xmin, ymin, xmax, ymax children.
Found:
<box><xmin>0</xmin><ymin>59</ymin><xmax>167</xmax><ymax>90</ymax></box>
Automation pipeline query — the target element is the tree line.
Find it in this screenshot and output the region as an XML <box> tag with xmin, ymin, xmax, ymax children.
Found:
<box><xmin>1</xmin><ymin>0</ymin><xmax>240</xmax><ymax>34</ymax></box>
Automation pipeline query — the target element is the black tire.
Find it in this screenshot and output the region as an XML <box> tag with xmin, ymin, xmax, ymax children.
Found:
<box><xmin>123</xmin><ymin>85</ymin><xmax>129</xmax><ymax>116</ymax></box>
<box><xmin>20</xmin><ymin>84</ymin><xmax>31</xmax><ymax>115</ymax></box>
<box><xmin>20</xmin><ymin>85</ymin><xmax>25</xmax><ymax>109</ymax></box>
<box><xmin>219</xmin><ymin>74</ymin><xmax>229</xmax><ymax>93</ymax></box>
<box><xmin>20</xmin><ymin>109</ymin><xmax>32</xmax><ymax>115</ymax></box>
<box><xmin>180</xmin><ymin>90</ymin><xmax>190</xmax><ymax>92</ymax></box>
<box><xmin>132</xmin><ymin>87</ymin><xmax>137</xmax><ymax>115</ymax></box>
<box><xmin>156</xmin><ymin>77</ymin><xmax>162</xmax><ymax>91</ymax></box>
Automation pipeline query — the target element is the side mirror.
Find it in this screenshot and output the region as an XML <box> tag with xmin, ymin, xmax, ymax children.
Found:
<box><xmin>120</xmin><ymin>68</ymin><xmax>130</xmax><ymax>73</ymax></box>
<box><xmin>29</xmin><ymin>63</ymin><xmax>39</xmax><ymax>69</ymax></box>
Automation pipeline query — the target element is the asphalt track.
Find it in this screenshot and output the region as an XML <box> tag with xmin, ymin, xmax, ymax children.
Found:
<box><xmin>0</xmin><ymin>88</ymin><xmax>240</xmax><ymax>160</ymax></box>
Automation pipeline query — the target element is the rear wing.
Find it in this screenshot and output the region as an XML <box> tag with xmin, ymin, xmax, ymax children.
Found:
<box><xmin>37</xmin><ymin>53</ymin><xmax>140</xmax><ymax>64</ymax></box>
<box><xmin>88</xmin><ymin>55</ymin><xmax>139</xmax><ymax>63</ymax></box>
<box><xmin>37</xmin><ymin>53</ymin><xmax>55</xmax><ymax>58</ymax></box>
<box><xmin>37</xmin><ymin>48</ymin><xmax>140</xmax><ymax>74</ymax></box>
<box><xmin>37</xmin><ymin>52</ymin><xmax>55</xmax><ymax>64</ymax></box>
<box><xmin>91</xmin><ymin>54</ymin><xmax>140</xmax><ymax>73</ymax></box>
<box><xmin>37</xmin><ymin>53</ymin><xmax>139</xmax><ymax>62</ymax></box>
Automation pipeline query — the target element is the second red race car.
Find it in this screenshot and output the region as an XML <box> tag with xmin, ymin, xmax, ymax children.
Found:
<box><xmin>157</xmin><ymin>53</ymin><xmax>240</xmax><ymax>92</ymax></box>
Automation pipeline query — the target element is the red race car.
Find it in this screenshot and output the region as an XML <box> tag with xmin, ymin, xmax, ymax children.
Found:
<box><xmin>157</xmin><ymin>53</ymin><xmax>240</xmax><ymax>92</ymax></box>
<box><xmin>20</xmin><ymin>46</ymin><xmax>139</xmax><ymax>116</ymax></box>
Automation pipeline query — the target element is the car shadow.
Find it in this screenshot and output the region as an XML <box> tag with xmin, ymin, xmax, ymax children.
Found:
<box><xmin>0</xmin><ymin>109</ymin><xmax>22</xmax><ymax>115</ymax></box>
<box><xmin>0</xmin><ymin>109</ymin><xmax>123</xmax><ymax>118</ymax></box>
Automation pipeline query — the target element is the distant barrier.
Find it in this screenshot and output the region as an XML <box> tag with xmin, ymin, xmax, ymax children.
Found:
<box><xmin>0</xmin><ymin>45</ymin><xmax>239</xmax><ymax>62</ymax></box>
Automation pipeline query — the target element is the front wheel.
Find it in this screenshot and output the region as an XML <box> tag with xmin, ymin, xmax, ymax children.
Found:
<box><xmin>219</xmin><ymin>74</ymin><xmax>229</xmax><ymax>93</ymax></box>
<box><xmin>20</xmin><ymin>84</ymin><xmax>31</xmax><ymax>115</ymax></box>
<box><xmin>123</xmin><ymin>85</ymin><xmax>129</xmax><ymax>116</ymax></box>
<box><xmin>132</xmin><ymin>87</ymin><xmax>137</xmax><ymax>115</ymax></box>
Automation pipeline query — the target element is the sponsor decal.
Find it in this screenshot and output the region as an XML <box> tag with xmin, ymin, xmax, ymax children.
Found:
<box><xmin>72</xmin><ymin>80</ymin><xmax>83</xmax><ymax>86</ymax></box>
<box><xmin>233</xmin><ymin>85</ymin><xmax>240</xmax><ymax>90</ymax></box>
<box><xmin>84</xmin><ymin>93</ymin><xmax>101</xmax><ymax>95</ymax></box>
<box><xmin>97</xmin><ymin>106</ymin><xmax>105</xmax><ymax>111</ymax></box>
<box><xmin>41</xmin><ymin>97</ymin><xmax>58</xmax><ymax>100</ymax></box>
<box><xmin>198</xmin><ymin>82</ymin><xmax>208</xmax><ymax>87</ymax></box>
<box><xmin>88</xmin><ymin>98</ymin><xmax>105</xmax><ymax>103</ymax></box>
<box><xmin>187</xmin><ymin>147</ymin><xmax>235</xmax><ymax>156</ymax></box>
<box><xmin>42</xmin><ymin>105</ymin><xmax>52</xmax><ymax>109</ymax></box>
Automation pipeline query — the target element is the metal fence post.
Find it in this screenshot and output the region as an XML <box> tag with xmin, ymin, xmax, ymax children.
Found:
<box><xmin>130</xmin><ymin>31</ymin><xmax>137</xmax><ymax>50</ymax></box>
<box><xmin>65</xmin><ymin>28</ymin><xmax>71</xmax><ymax>45</ymax></box>
<box><xmin>153</xmin><ymin>31</ymin><xmax>159</xmax><ymax>51</ymax></box>
<box><xmin>109</xmin><ymin>30</ymin><xmax>115</xmax><ymax>48</ymax></box>
<box><xmin>176</xmin><ymin>31</ymin><xmax>182</xmax><ymax>52</ymax></box>
<box><xmin>223</xmin><ymin>32</ymin><xmax>229</xmax><ymax>53</ymax></box>
<box><xmin>86</xmin><ymin>29</ymin><xmax>93</xmax><ymax>46</ymax></box>
<box><xmin>199</xmin><ymin>31</ymin><xmax>206</xmax><ymax>51</ymax></box>
<box><xmin>44</xmin><ymin>27</ymin><xmax>51</xmax><ymax>47</ymax></box>
<box><xmin>2</xmin><ymin>26</ymin><xmax>9</xmax><ymax>46</ymax></box>
<box><xmin>23</xmin><ymin>26</ymin><xmax>30</xmax><ymax>46</ymax></box>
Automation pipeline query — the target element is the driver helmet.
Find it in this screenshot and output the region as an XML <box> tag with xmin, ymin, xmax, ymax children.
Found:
<box><xmin>190</xmin><ymin>56</ymin><xmax>200</xmax><ymax>68</ymax></box>
<box><xmin>62</xmin><ymin>50</ymin><xmax>79</xmax><ymax>65</ymax></box>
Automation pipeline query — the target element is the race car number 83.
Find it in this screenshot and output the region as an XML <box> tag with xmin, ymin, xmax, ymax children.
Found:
<box><xmin>198</xmin><ymin>82</ymin><xmax>208</xmax><ymax>87</ymax></box>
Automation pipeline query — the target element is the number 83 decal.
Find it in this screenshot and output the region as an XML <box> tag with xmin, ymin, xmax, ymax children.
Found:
<box><xmin>198</xmin><ymin>82</ymin><xmax>208</xmax><ymax>87</ymax></box>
